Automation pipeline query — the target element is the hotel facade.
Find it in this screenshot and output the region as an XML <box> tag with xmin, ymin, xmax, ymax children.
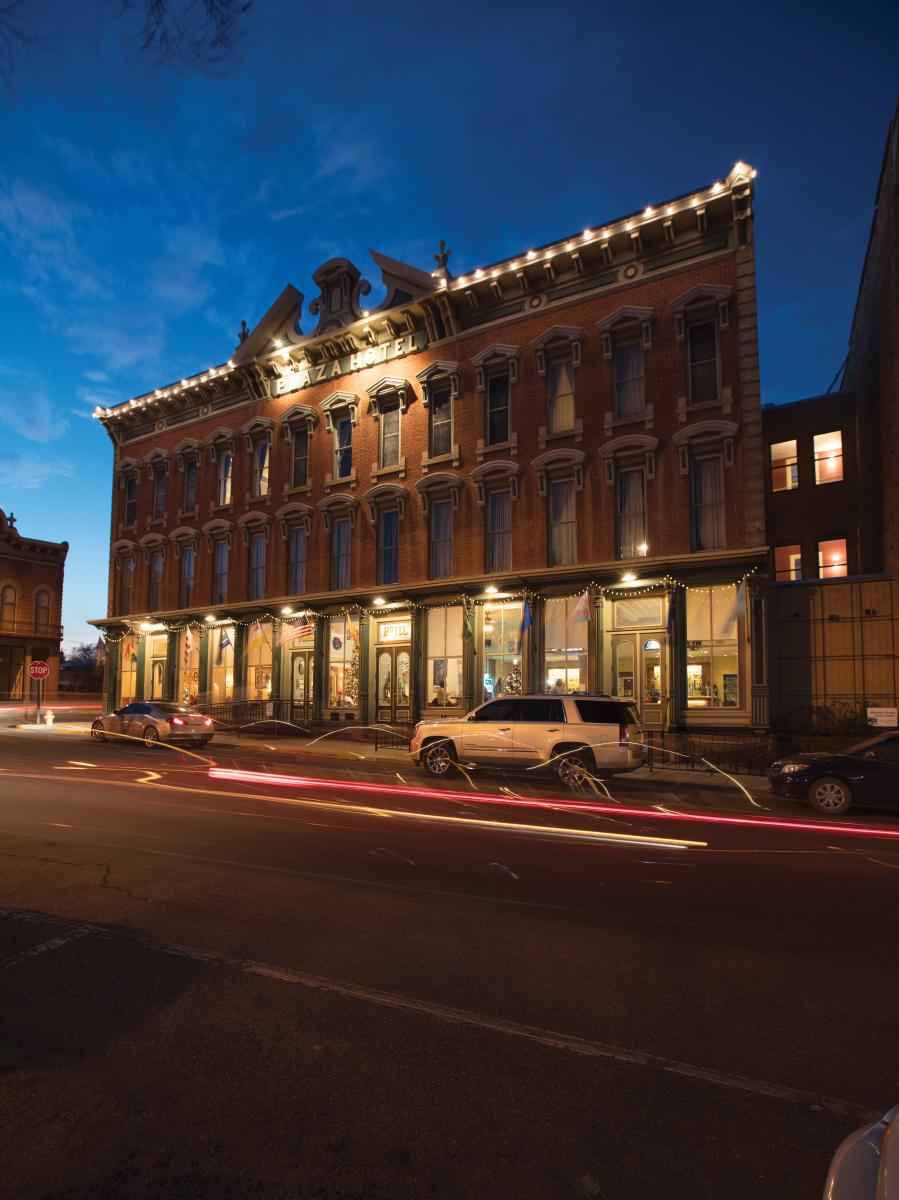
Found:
<box><xmin>92</xmin><ymin>163</ymin><xmax>770</xmax><ymax>731</ymax></box>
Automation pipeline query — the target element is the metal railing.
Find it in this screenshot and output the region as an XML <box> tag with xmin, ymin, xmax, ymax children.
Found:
<box><xmin>191</xmin><ymin>699</ymin><xmax>313</xmax><ymax>736</ymax></box>
<box><xmin>373</xmin><ymin>722</ymin><xmax>415</xmax><ymax>751</ymax></box>
<box><xmin>0</xmin><ymin>620</ymin><xmax>63</xmax><ymax>638</ymax></box>
<box><xmin>641</xmin><ymin>730</ymin><xmax>779</xmax><ymax>775</ymax></box>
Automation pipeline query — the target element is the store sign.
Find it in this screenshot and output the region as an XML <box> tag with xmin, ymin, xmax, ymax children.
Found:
<box><xmin>867</xmin><ymin>706</ymin><xmax>898</xmax><ymax>728</ymax></box>
<box><xmin>378</xmin><ymin>621</ymin><xmax>411</xmax><ymax>644</ymax></box>
<box><xmin>271</xmin><ymin>332</ymin><xmax>429</xmax><ymax>397</ymax></box>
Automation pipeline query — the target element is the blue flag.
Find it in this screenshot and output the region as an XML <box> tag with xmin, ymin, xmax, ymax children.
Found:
<box><xmin>519</xmin><ymin>598</ymin><xmax>533</xmax><ymax>648</ymax></box>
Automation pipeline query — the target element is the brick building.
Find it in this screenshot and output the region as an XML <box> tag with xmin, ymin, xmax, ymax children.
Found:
<box><xmin>0</xmin><ymin>508</ymin><xmax>68</xmax><ymax>699</ymax></box>
<box><xmin>92</xmin><ymin>162</ymin><xmax>770</xmax><ymax>730</ymax></box>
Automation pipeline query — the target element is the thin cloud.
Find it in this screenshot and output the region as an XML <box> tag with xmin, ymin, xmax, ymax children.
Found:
<box><xmin>0</xmin><ymin>455</ymin><xmax>75</xmax><ymax>490</ymax></box>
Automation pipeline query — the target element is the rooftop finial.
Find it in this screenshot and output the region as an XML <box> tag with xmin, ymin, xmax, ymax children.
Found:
<box><xmin>433</xmin><ymin>239</ymin><xmax>453</xmax><ymax>280</ymax></box>
<box><xmin>237</xmin><ymin>319</ymin><xmax>250</xmax><ymax>345</ymax></box>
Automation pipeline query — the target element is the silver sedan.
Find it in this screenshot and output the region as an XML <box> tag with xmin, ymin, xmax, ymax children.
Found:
<box><xmin>91</xmin><ymin>701</ymin><xmax>215</xmax><ymax>748</ymax></box>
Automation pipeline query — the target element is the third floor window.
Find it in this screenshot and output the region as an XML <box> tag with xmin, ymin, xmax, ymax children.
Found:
<box><xmin>429</xmin><ymin>385</ymin><xmax>453</xmax><ymax>457</ymax></box>
<box><xmin>814</xmin><ymin>431</ymin><xmax>843</xmax><ymax>484</ymax></box>
<box><xmin>380</xmin><ymin>401</ymin><xmax>401</xmax><ymax>469</ymax></box>
<box><xmin>334</xmin><ymin>414</ymin><xmax>353</xmax><ymax>479</ymax></box>
<box><xmin>687</xmin><ymin>321</ymin><xmax>719</xmax><ymax>405</ymax></box>
<box><xmin>153</xmin><ymin>466</ymin><xmax>167</xmax><ymax>520</ymax></box>
<box><xmin>613</xmin><ymin>342</ymin><xmax>645</xmax><ymax>419</ymax></box>
<box><xmin>217</xmin><ymin>452</ymin><xmax>232</xmax><ymax>506</ymax></box>
<box><xmin>770</xmin><ymin>440</ymin><xmax>798</xmax><ymax>491</ymax></box>
<box><xmin>183</xmin><ymin>459</ymin><xmax>198</xmax><ymax>511</ymax></box>
<box><xmin>486</xmin><ymin>374</ymin><xmax>510</xmax><ymax>446</ymax></box>
<box><xmin>292</xmin><ymin>427</ymin><xmax>309</xmax><ymax>488</ymax></box>
<box><xmin>124</xmin><ymin>475</ymin><xmax>137</xmax><ymax>525</ymax></box>
<box><xmin>252</xmin><ymin>440</ymin><xmax>270</xmax><ymax>498</ymax></box>
<box><xmin>546</xmin><ymin>355</ymin><xmax>575</xmax><ymax>434</ymax></box>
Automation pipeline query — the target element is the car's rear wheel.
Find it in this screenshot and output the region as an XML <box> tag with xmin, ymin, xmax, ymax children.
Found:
<box><xmin>90</xmin><ymin>720</ymin><xmax>105</xmax><ymax>743</ymax></box>
<box><xmin>808</xmin><ymin>776</ymin><xmax>853</xmax><ymax>815</ymax></box>
<box><xmin>421</xmin><ymin>740</ymin><xmax>456</xmax><ymax>777</ymax></box>
<box><xmin>556</xmin><ymin>746</ymin><xmax>594</xmax><ymax>789</ymax></box>
<box><xmin>143</xmin><ymin>724</ymin><xmax>159</xmax><ymax>749</ymax></box>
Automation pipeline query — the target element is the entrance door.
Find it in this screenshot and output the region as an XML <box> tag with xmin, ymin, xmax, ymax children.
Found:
<box><xmin>376</xmin><ymin>645</ymin><xmax>412</xmax><ymax>726</ymax></box>
<box><xmin>611</xmin><ymin>633</ymin><xmax>667</xmax><ymax>728</ymax></box>
<box><xmin>291</xmin><ymin>650</ymin><xmax>315</xmax><ymax>726</ymax></box>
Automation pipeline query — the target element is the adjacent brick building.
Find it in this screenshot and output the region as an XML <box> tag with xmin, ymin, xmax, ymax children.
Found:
<box><xmin>92</xmin><ymin>162</ymin><xmax>770</xmax><ymax>730</ymax></box>
<box><xmin>0</xmin><ymin>508</ymin><xmax>68</xmax><ymax>699</ymax></box>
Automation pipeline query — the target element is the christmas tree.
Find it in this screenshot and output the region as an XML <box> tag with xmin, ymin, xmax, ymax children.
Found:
<box><xmin>504</xmin><ymin>658</ymin><xmax>522</xmax><ymax>695</ymax></box>
<box><xmin>344</xmin><ymin>621</ymin><xmax>360</xmax><ymax>704</ymax></box>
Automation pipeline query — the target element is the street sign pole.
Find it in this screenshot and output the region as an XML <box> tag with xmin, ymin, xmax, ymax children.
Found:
<box><xmin>28</xmin><ymin>661</ymin><xmax>50</xmax><ymax>725</ymax></box>
<box><xmin>36</xmin><ymin>677</ymin><xmax>42</xmax><ymax>725</ymax></box>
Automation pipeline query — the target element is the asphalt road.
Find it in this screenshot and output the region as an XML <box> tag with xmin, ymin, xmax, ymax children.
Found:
<box><xmin>2</xmin><ymin>728</ymin><xmax>898</xmax><ymax>1200</ymax></box>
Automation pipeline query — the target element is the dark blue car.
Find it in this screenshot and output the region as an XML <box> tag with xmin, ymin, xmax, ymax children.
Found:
<box><xmin>769</xmin><ymin>732</ymin><xmax>899</xmax><ymax>815</ymax></box>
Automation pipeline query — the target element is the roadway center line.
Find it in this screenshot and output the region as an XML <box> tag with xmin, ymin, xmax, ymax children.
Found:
<box><xmin>0</xmin><ymin>906</ymin><xmax>876</xmax><ymax>1125</ymax></box>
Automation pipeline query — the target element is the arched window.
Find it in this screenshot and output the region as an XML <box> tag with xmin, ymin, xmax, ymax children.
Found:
<box><xmin>0</xmin><ymin>586</ymin><xmax>16</xmax><ymax>629</ymax></box>
<box><xmin>34</xmin><ymin>590</ymin><xmax>51</xmax><ymax>633</ymax></box>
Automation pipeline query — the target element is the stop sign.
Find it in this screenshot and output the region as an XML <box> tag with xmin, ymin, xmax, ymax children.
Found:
<box><xmin>29</xmin><ymin>660</ymin><xmax>50</xmax><ymax>681</ymax></box>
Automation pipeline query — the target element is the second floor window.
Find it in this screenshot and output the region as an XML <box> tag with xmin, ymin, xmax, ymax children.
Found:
<box><xmin>770</xmin><ymin>440</ymin><xmax>798</xmax><ymax>491</ymax></box>
<box><xmin>0</xmin><ymin>584</ymin><xmax>16</xmax><ymax>629</ymax></box>
<box><xmin>34</xmin><ymin>589</ymin><xmax>51</xmax><ymax>633</ymax></box>
<box><xmin>814</xmin><ymin>431</ymin><xmax>844</xmax><ymax>484</ymax></box>
<box><xmin>691</xmin><ymin>455</ymin><xmax>725</xmax><ymax>551</ymax></box>
<box><xmin>124</xmin><ymin>475</ymin><xmax>137</xmax><ymax>525</ymax></box>
<box><xmin>818</xmin><ymin>537</ymin><xmax>848</xmax><ymax>579</ymax></box>
<box><xmin>217</xmin><ymin>452</ymin><xmax>232</xmax><ymax>506</ymax></box>
<box><xmin>379</xmin><ymin>401</ymin><xmax>401</xmax><ymax>469</ymax></box>
<box><xmin>429</xmin><ymin>499</ymin><xmax>453</xmax><ymax>579</ymax></box>
<box><xmin>179</xmin><ymin>546</ymin><xmax>195</xmax><ymax>608</ymax></box>
<box><xmin>183</xmin><ymin>460</ymin><xmax>198</xmax><ymax>511</ymax></box>
<box><xmin>287</xmin><ymin>526</ymin><xmax>306</xmax><ymax>594</ymax></box>
<box><xmin>486</xmin><ymin>489</ymin><xmax>512</xmax><ymax>572</ymax></box>
<box><xmin>334</xmin><ymin>415</ymin><xmax>352</xmax><ymax>479</ymax></box>
<box><xmin>548</xmin><ymin>480</ymin><xmax>576</xmax><ymax>566</ymax></box>
<box><xmin>118</xmin><ymin>557</ymin><xmax>134</xmax><ymax>614</ymax></box>
<box><xmin>253</xmin><ymin>440</ymin><xmax>270</xmax><ymax>498</ymax></box>
<box><xmin>617</xmin><ymin>468</ymin><xmax>646</xmax><ymax>559</ymax></box>
<box><xmin>486</xmin><ymin>374</ymin><xmax>510</xmax><ymax>446</ymax></box>
<box><xmin>212</xmin><ymin>540</ymin><xmax>229</xmax><ymax>604</ymax></box>
<box><xmin>149</xmin><ymin>550</ymin><xmax>164</xmax><ymax>610</ymax></box>
<box><xmin>292</xmin><ymin>427</ymin><xmax>309</xmax><ymax>488</ymax></box>
<box><xmin>774</xmin><ymin>544</ymin><xmax>802</xmax><ymax>582</ymax></box>
<box><xmin>546</xmin><ymin>356</ymin><xmax>575</xmax><ymax>433</ymax></box>
<box><xmin>249</xmin><ymin>532</ymin><xmax>266</xmax><ymax>600</ymax></box>
<box><xmin>688</xmin><ymin>321</ymin><xmax>719</xmax><ymax>405</ymax></box>
<box><xmin>378</xmin><ymin>510</ymin><xmax>399</xmax><ymax>585</ymax></box>
<box><xmin>331</xmin><ymin>517</ymin><xmax>350</xmax><ymax>589</ymax></box>
<box><xmin>153</xmin><ymin>466</ymin><xmax>167</xmax><ymax>520</ymax></box>
<box><xmin>613</xmin><ymin>342</ymin><xmax>645</xmax><ymax>418</ymax></box>
<box><xmin>430</xmin><ymin>385</ymin><xmax>452</xmax><ymax>457</ymax></box>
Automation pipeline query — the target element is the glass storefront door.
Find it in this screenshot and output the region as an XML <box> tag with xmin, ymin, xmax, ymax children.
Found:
<box><xmin>611</xmin><ymin>633</ymin><xmax>667</xmax><ymax>728</ymax></box>
<box><xmin>290</xmin><ymin>650</ymin><xmax>315</xmax><ymax>726</ymax></box>
<box><xmin>376</xmin><ymin>644</ymin><xmax>411</xmax><ymax>726</ymax></box>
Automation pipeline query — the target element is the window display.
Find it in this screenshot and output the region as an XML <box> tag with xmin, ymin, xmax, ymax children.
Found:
<box><xmin>245</xmin><ymin>621</ymin><xmax>273</xmax><ymax>701</ymax></box>
<box><xmin>482</xmin><ymin>600</ymin><xmax>523</xmax><ymax>701</ymax></box>
<box><xmin>543</xmin><ymin>597</ymin><xmax>587</xmax><ymax>693</ymax></box>
<box><xmin>426</xmin><ymin>607</ymin><xmax>463</xmax><ymax>707</ymax></box>
<box><xmin>210</xmin><ymin>626</ymin><xmax>234</xmax><ymax>702</ymax></box>
<box><xmin>685</xmin><ymin>585</ymin><xmax>741</xmax><ymax>708</ymax></box>
<box><xmin>328</xmin><ymin>614</ymin><xmax>360</xmax><ymax>708</ymax></box>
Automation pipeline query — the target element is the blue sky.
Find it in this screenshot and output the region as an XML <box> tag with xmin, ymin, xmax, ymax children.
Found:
<box><xmin>0</xmin><ymin>0</ymin><xmax>896</xmax><ymax>649</ymax></box>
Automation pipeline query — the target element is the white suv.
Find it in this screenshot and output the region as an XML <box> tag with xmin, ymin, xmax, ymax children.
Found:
<box><xmin>410</xmin><ymin>694</ymin><xmax>644</xmax><ymax>786</ymax></box>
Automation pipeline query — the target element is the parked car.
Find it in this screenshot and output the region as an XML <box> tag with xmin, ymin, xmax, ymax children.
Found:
<box><xmin>91</xmin><ymin>702</ymin><xmax>215</xmax><ymax>748</ymax></box>
<box><xmin>410</xmin><ymin>694</ymin><xmax>643</xmax><ymax>785</ymax></box>
<box><xmin>769</xmin><ymin>731</ymin><xmax>899</xmax><ymax>815</ymax></box>
<box><xmin>822</xmin><ymin>1103</ymin><xmax>898</xmax><ymax>1198</ymax></box>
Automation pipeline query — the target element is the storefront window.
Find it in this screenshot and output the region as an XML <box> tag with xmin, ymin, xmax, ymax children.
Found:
<box><xmin>328</xmin><ymin>614</ymin><xmax>360</xmax><ymax>708</ymax></box>
<box><xmin>120</xmin><ymin>635</ymin><xmax>138</xmax><ymax>704</ymax></box>
<box><xmin>210</xmin><ymin>625</ymin><xmax>234</xmax><ymax>702</ymax></box>
<box><xmin>426</xmin><ymin>606</ymin><xmax>463</xmax><ymax>708</ymax></box>
<box><xmin>177</xmin><ymin>629</ymin><xmax>200</xmax><ymax>706</ymax></box>
<box><xmin>246</xmin><ymin>622</ymin><xmax>273</xmax><ymax>701</ymax></box>
<box><xmin>482</xmin><ymin>600</ymin><xmax>523</xmax><ymax>701</ymax></box>
<box><xmin>544</xmin><ymin>597</ymin><xmax>588</xmax><ymax>693</ymax></box>
<box><xmin>686</xmin><ymin>585</ymin><xmax>741</xmax><ymax>709</ymax></box>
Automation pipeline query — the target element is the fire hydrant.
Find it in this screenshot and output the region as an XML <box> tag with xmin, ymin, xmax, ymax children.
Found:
<box><xmin>44</xmin><ymin>710</ymin><xmax>55</xmax><ymax>727</ymax></box>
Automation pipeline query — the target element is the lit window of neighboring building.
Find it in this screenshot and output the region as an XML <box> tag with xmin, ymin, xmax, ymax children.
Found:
<box><xmin>486</xmin><ymin>488</ymin><xmax>512</xmax><ymax>572</ymax></box>
<box><xmin>252</xmin><ymin>440</ymin><xmax>270</xmax><ymax>498</ymax></box>
<box><xmin>814</xmin><ymin>431</ymin><xmax>843</xmax><ymax>484</ymax></box>
<box><xmin>183</xmin><ymin>459</ymin><xmax>198</xmax><ymax>511</ymax></box>
<box><xmin>770</xmin><ymin>440</ymin><xmax>798</xmax><ymax>491</ymax></box>
<box><xmin>179</xmin><ymin>545</ymin><xmax>196</xmax><ymax>607</ymax></box>
<box><xmin>331</xmin><ymin>516</ymin><xmax>350</xmax><ymax>590</ymax></box>
<box><xmin>217</xmin><ymin>452</ymin><xmax>233</xmax><ymax>506</ymax></box>
<box><xmin>249</xmin><ymin>532</ymin><xmax>266</xmax><ymax>600</ymax></box>
<box><xmin>818</xmin><ymin>538</ymin><xmax>848</xmax><ymax>578</ymax></box>
<box><xmin>429</xmin><ymin>385</ymin><xmax>453</xmax><ymax>457</ymax></box>
<box><xmin>616</xmin><ymin>468</ymin><xmax>646</xmax><ymax>559</ymax></box>
<box><xmin>486</xmin><ymin>374</ymin><xmax>510</xmax><ymax>446</ymax></box>
<box><xmin>546</xmin><ymin>355</ymin><xmax>575</xmax><ymax>433</ymax></box>
<box><xmin>153</xmin><ymin>465</ymin><xmax>167</xmax><ymax>519</ymax></box>
<box><xmin>687</xmin><ymin>321</ymin><xmax>719</xmax><ymax>405</ymax></box>
<box><xmin>124</xmin><ymin>475</ymin><xmax>137</xmax><ymax>525</ymax></box>
<box><xmin>148</xmin><ymin>550</ymin><xmax>164</xmax><ymax>610</ymax></box>
<box><xmin>613</xmin><ymin>342</ymin><xmax>645</xmax><ymax>418</ymax></box>
<box><xmin>774</xmin><ymin>544</ymin><xmax>802</xmax><ymax>582</ymax></box>
<box><xmin>287</xmin><ymin>526</ymin><xmax>306</xmax><ymax>595</ymax></box>
<box><xmin>429</xmin><ymin>499</ymin><xmax>453</xmax><ymax>579</ymax></box>
<box><xmin>378</xmin><ymin>510</ymin><xmax>399</xmax><ymax>585</ymax></box>
<box><xmin>691</xmin><ymin>456</ymin><xmax>726</xmax><ymax>551</ymax></box>
<box><xmin>548</xmin><ymin>479</ymin><xmax>576</xmax><ymax>566</ymax></box>
<box><xmin>212</xmin><ymin>540</ymin><xmax>229</xmax><ymax>604</ymax></box>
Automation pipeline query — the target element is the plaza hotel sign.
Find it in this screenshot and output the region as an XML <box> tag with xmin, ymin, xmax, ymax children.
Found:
<box><xmin>271</xmin><ymin>331</ymin><xmax>429</xmax><ymax>398</ymax></box>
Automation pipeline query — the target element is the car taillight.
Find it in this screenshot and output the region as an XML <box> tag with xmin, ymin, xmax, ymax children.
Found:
<box><xmin>169</xmin><ymin>716</ymin><xmax>185</xmax><ymax>726</ymax></box>
<box><xmin>620</xmin><ymin>722</ymin><xmax>629</xmax><ymax>744</ymax></box>
<box><xmin>204</xmin><ymin>718</ymin><xmax>213</xmax><ymax>727</ymax></box>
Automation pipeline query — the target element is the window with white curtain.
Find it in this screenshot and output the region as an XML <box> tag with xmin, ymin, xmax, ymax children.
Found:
<box><xmin>546</xmin><ymin>356</ymin><xmax>575</xmax><ymax>433</ymax></box>
<box><xmin>183</xmin><ymin>459</ymin><xmax>198</xmax><ymax>511</ymax></box>
<box><xmin>331</xmin><ymin>517</ymin><xmax>351</xmax><ymax>589</ymax></box>
<box><xmin>217</xmin><ymin>452</ymin><xmax>233</xmax><ymax>506</ymax></box>
<box><xmin>378</xmin><ymin>510</ymin><xmax>399</xmax><ymax>585</ymax></box>
<box><xmin>429</xmin><ymin>500</ymin><xmax>453</xmax><ymax>579</ymax></box>
<box><xmin>153</xmin><ymin>466</ymin><xmax>167</xmax><ymax>519</ymax></box>
<box><xmin>548</xmin><ymin>480</ymin><xmax>576</xmax><ymax>566</ymax></box>
<box><xmin>691</xmin><ymin>456</ymin><xmax>725</xmax><ymax>550</ymax></box>
<box><xmin>486</xmin><ymin>489</ymin><xmax>512</xmax><ymax>572</ymax></box>
<box><xmin>334</xmin><ymin>415</ymin><xmax>353</xmax><ymax>479</ymax></box>
<box><xmin>252</xmin><ymin>440</ymin><xmax>270</xmax><ymax>498</ymax></box>
<box><xmin>33</xmin><ymin>590</ymin><xmax>51</xmax><ymax>633</ymax></box>
<box><xmin>379</xmin><ymin>401</ymin><xmax>400</xmax><ymax>469</ymax></box>
<box><xmin>249</xmin><ymin>532</ymin><xmax>266</xmax><ymax>600</ymax></box>
<box><xmin>613</xmin><ymin>342</ymin><xmax>645</xmax><ymax>418</ymax></box>
<box><xmin>148</xmin><ymin>550</ymin><xmax>165</xmax><ymax>610</ymax></box>
<box><xmin>287</xmin><ymin>526</ymin><xmax>306</xmax><ymax>594</ymax></box>
<box><xmin>429</xmin><ymin>386</ymin><xmax>453</xmax><ymax>457</ymax></box>
<box><xmin>616</xmin><ymin>468</ymin><xmax>646</xmax><ymax>559</ymax></box>
<box><xmin>213</xmin><ymin>540</ymin><xmax>229</xmax><ymax>604</ymax></box>
<box><xmin>179</xmin><ymin>545</ymin><xmax>196</xmax><ymax>607</ymax></box>
<box><xmin>292</xmin><ymin>428</ymin><xmax>309</xmax><ymax>488</ymax></box>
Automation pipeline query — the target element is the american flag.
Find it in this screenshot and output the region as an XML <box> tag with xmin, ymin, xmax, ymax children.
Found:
<box><xmin>280</xmin><ymin>620</ymin><xmax>313</xmax><ymax>645</ymax></box>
